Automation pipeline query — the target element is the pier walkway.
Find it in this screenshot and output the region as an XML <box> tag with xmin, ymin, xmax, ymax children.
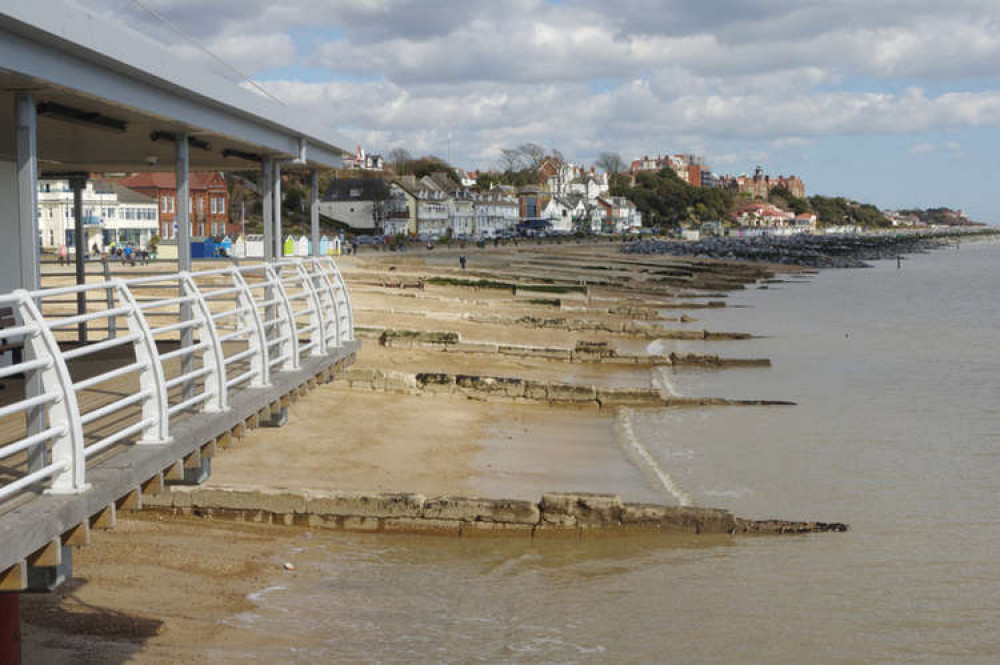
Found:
<box><xmin>0</xmin><ymin>257</ymin><xmax>357</xmax><ymax>591</ymax></box>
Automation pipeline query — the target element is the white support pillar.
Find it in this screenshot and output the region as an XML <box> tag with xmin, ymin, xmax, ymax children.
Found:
<box><xmin>310</xmin><ymin>169</ymin><xmax>320</xmax><ymax>257</ymax></box>
<box><xmin>272</xmin><ymin>160</ymin><xmax>282</xmax><ymax>258</ymax></box>
<box><xmin>70</xmin><ymin>176</ymin><xmax>87</xmax><ymax>344</ymax></box>
<box><xmin>175</xmin><ymin>133</ymin><xmax>191</xmax><ymax>271</ymax></box>
<box><xmin>14</xmin><ymin>94</ymin><xmax>39</xmax><ymax>292</ymax></box>
<box><xmin>175</xmin><ymin>134</ymin><xmax>195</xmax><ymax>398</ymax></box>
<box><xmin>14</xmin><ymin>93</ymin><xmax>45</xmax><ymax>473</ymax></box>
<box><xmin>261</xmin><ymin>158</ymin><xmax>273</xmax><ymax>260</ymax></box>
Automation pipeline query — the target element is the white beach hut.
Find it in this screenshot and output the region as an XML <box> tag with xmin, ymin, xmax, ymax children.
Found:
<box><xmin>293</xmin><ymin>235</ymin><xmax>309</xmax><ymax>257</ymax></box>
<box><xmin>244</xmin><ymin>234</ymin><xmax>265</xmax><ymax>258</ymax></box>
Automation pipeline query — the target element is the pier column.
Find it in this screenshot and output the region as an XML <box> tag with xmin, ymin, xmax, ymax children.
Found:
<box><xmin>12</xmin><ymin>93</ymin><xmax>39</xmax><ymax>292</ymax></box>
<box><xmin>13</xmin><ymin>94</ymin><xmax>47</xmax><ymax>474</ymax></box>
<box><xmin>0</xmin><ymin>594</ymin><xmax>20</xmax><ymax>665</ymax></box>
<box><xmin>272</xmin><ymin>161</ymin><xmax>282</xmax><ymax>258</ymax></box>
<box><xmin>175</xmin><ymin>134</ymin><xmax>195</xmax><ymax>398</ymax></box>
<box><xmin>175</xmin><ymin>132</ymin><xmax>191</xmax><ymax>271</ymax></box>
<box><xmin>261</xmin><ymin>158</ymin><xmax>273</xmax><ymax>260</ymax></box>
<box><xmin>310</xmin><ymin>169</ymin><xmax>319</xmax><ymax>257</ymax></box>
<box><xmin>69</xmin><ymin>175</ymin><xmax>87</xmax><ymax>344</ymax></box>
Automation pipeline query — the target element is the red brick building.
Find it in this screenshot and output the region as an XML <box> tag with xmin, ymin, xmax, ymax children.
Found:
<box><xmin>115</xmin><ymin>172</ymin><xmax>233</xmax><ymax>239</ymax></box>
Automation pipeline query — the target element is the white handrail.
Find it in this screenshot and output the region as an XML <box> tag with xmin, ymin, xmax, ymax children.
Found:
<box><xmin>292</xmin><ymin>261</ymin><xmax>325</xmax><ymax>357</ymax></box>
<box><xmin>180</xmin><ymin>273</ymin><xmax>228</xmax><ymax>413</ymax></box>
<box><xmin>321</xmin><ymin>256</ymin><xmax>355</xmax><ymax>341</ymax></box>
<box><xmin>114</xmin><ymin>283</ymin><xmax>172</xmax><ymax>444</ymax></box>
<box><xmin>231</xmin><ymin>268</ymin><xmax>270</xmax><ymax>387</ymax></box>
<box><xmin>263</xmin><ymin>264</ymin><xmax>299</xmax><ymax>372</ymax></box>
<box><xmin>0</xmin><ymin>258</ymin><xmax>352</xmax><ymax>506</ymax></box>
<box><xmin>310</xmin><ymin>258</ymin><xmax>343</xmax><ymax>348</ymax></box>
<box><xmin>12</xmin><ymin>290</ymin><xmax>89</xmax><ymax>495</ymax></box>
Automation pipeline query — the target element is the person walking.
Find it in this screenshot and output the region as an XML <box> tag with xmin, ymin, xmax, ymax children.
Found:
<box><xmin>459</xmin><ymin>255</ymin><xmax>467</xmax><ymax>270</ymax></box>
<box><xmin>58</xmin><ymin>244</ymin><xmax>67</xmax><ymax>266</ymax></box>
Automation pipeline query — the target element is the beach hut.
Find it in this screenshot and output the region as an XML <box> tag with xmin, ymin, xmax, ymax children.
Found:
<box><xmin>244</xmin><ymin>234</ymin><xmax>265</xmax><ymax>258</ymax></box>
<box><xmin>283</xmin><ymin>235</ymin><xmax>295</xmax><ymax>257</ymax></box>
<box><xmin>329</xmin><ymin>236</ymin><xmax>342</xmax><ymax>256</ymax></box>
<box><xmin>232</xmin><ymin>234</ymin><xmax>246</xmax><ymax>258</ymax></box>
<box><xmin>217</xmin><ymin>235</ymin><xmax>234</xmax><ymax>257</ymax></box>
<box><xmin>319</xmin><ymin>235</ymin><xmax>330</xmax><ymax>256</ymax></box>
<box><xmin>156</xmin><ymin>238</ymin><xmax>178</xmax><ymax>260</ymax></box>
<box><xmin>189</xmin><ymin>236</ymin><xmax>215</xmax><ymax>259</ymax></box>
<box><xmin>293</xmin><ymin>235</ymin><xmax>309</xmax><ymax>257</ymax></box>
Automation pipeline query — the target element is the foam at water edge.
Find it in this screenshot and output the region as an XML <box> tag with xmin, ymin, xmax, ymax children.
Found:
<box><xmin>651</xmin><ymin>367</ymin><xmax>683</xmax><ymax>397</ymax></box>
<box><xmin>614</xmin><ymin>408</ymin><xmax>692</xmax><ymax>506</ymax></box>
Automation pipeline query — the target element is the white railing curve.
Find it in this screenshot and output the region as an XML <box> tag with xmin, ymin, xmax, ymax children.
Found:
<box><xmin>0</xmin><ymin>258</ymin><xmax>354</xmax><ymax>506</ymax></box>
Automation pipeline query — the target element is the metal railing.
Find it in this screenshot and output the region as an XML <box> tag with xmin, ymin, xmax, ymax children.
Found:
<box><xmin>0</xmin><ymin>257</ymin><xmax>352</xmax><ymax>505</ymax></box>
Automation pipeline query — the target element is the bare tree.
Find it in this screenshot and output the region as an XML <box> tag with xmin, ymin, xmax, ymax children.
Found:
<box><xmin>389</xmin><ymin>147</ymin><xmax>413</xmax><ymax>173</ymax></box>
<box><xmin>596</xmin><ymin>151</ymin><xmax>625</xmax><ymax>175</ymax></box>
<box><xmin>518</xmin><ymin>143</ymin><xmax>548</xmax><ymax>169</ymax></box>
<box><xmin>499</xmin><ymin>148</ymin><xmax>525</xmax><ymax>172</ymax></box>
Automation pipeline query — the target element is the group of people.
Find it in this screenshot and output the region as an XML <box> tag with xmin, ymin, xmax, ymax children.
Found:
<box><xmin>55</xmin><ymin>242</ymin><xmax>150</xmax><ymax>266</ymax></box>
<box><xmin>106</xmin><ymin>243</ymin><xmax>150</xmax><ymax>266</ymax></box>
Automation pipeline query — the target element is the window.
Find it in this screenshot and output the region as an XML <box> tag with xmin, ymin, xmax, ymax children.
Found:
<box><xmin>210</xmin><ymin>198</ymin><xmax>216</xmax><ymax>214</ymax></box>
<box><xmin>161</xmin><ymin>195</ymin><xmax>168</xmax><ymax>213</ymax></box>
<box><xmin>198</xmin><ymin>197</ymin><xmax>204</xmax><ymax>214</ymax></box>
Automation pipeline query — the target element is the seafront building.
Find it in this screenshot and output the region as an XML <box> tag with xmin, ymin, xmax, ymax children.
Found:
<box><xmin>37</xmin><ymin>178</ymin><xmax>158</xmax><ymax>251</ymax></box>
<box><xmin>114</xmin><ymin>171</ymin><xmax>233</xmax><ymax>239</ymax></box>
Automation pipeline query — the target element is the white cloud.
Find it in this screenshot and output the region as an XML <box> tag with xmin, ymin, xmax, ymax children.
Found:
<box><xmin>73</xmin><ymin>0</ymin><xmax>1000</xmax><ymax>172</ymax></box>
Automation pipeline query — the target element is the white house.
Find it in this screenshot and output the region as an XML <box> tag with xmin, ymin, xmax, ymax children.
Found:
<box><xmin>37</xmin><ymin>179</ymin><xmax>158</xmax><ymax>252</ymax></box>
<box><xmin>415</xmin><ymin>189</ymin><xmax>450</xmax><ymax>237</ymax></box>
<box><xmin>541</xmin><ymin>196</ymin><xmax>585</xmax><ymax>233</ymax></box>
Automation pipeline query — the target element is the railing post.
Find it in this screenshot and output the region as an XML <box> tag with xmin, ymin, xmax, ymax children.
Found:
<box><xmin>294</xmin><ymin>260</ymin><xmax>326</xmax><ymax>356</ymax></box>
<box><xmin>114</xmin><ymin>282</ymin><xmax>171</xmax><ymax>443</ymax></box>
<box><xmin>179</xmin><ymin>273</ymin><xmax>228</xmax><ymax>412</ymax></box>
<box><xmin>13</xmin><ymin>291</ymin><xmax>88</xmax><ymax>495</ymax></box>
<box><xmin>310</xmin><ymin>257</ymin><xmax>342</xmax><ymax>348</ymax></box>
<box><xmin>323</xmin><ymin>257</ymin><xmax>354</xmax><ymax>342</ymax></box>
<box><xmin>264</xmin><ymin>264</ymin><xmax>299</xmax><ymax>371</ymax></box>
<box><xmin>231</xmin><ymin>268</ymin><xmax>270</xmax><ymax>387</ymax></box>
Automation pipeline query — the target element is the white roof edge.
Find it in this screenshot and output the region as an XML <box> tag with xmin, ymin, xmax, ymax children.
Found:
<box><xmin>0</xmin><ymin>0</ymin><xmax>352</xmax><ymax>166</ymax></box>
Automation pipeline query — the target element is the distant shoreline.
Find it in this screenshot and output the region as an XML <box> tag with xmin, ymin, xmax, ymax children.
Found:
<box><xmin>623</xmin><ymin>228</ymin><xmax>1000</xmax><ymax>268</ymax></box>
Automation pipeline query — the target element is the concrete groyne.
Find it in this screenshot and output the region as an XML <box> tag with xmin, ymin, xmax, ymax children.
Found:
<box><xmin>355</xmin><ymin>328</ymin><xmax>769</xmax><ymax>367</ymax></box>
<box><xmin>144</xmin><ymin>486</ymin><xmax>848</xmax><ymax>537</ymax></box>
<box><xmin>335</xmin><ymin>368</ymin><xmax>794</xmax><ymax>408</ymax></box>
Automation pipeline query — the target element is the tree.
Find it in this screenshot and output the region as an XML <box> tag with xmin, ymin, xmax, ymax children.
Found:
<box><xmin>499</xmin><ymin>148</ymin><xmax>526</xmax><ymax>172</ymax></box>
<box><xmin>596</xmin><ymin>151</ymin><xmax>625</xmax><ymax>175</ymax></box>
<box><xmin>518</xmin><ymin>143</ymin><xmax>548</xmax><ymax>170</ymax></box>
<box><xmin>389</xmin><ymin>147</ymin><xmax>412</xmax><ymax>173</ymax></box>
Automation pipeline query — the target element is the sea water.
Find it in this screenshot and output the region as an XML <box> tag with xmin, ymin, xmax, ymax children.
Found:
<box><xmin>222</xmin><ymin>239</ymin><xmax>1000</xmax><ymax>664</ymax></box>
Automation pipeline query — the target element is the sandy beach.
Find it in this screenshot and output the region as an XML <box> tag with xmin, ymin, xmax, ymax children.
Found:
<box><xmin>21</xmin><ymin>242</ymin><xmax>781</xmax><ymax>662</ymax></box>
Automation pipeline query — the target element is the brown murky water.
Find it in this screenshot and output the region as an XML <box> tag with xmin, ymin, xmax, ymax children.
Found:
<box><xmin>220</xmin><ymin>240</ymin><xmax>1000</xmax><ymax>663</ymax></box>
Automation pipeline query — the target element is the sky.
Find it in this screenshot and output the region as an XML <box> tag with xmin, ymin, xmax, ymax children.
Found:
<box><xmin>82</xmin><ymin>0</ymin><xmax>1000</xmax><ymax>222</ymax></box>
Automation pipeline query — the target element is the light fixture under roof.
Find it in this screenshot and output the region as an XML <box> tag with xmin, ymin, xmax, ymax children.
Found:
<box><xmin>36</xmin><ymin>102</ymin><xmax>127</xmax><ymax>133</ymax></box>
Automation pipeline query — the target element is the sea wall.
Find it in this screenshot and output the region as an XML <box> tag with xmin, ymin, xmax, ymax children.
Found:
<box><xmin>143</xmin><ymin>486</ymin><xmax>847</xmax><ymax>537</ymax></box>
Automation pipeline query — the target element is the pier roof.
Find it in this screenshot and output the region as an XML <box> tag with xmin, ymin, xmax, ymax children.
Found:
<box><xmin>0</xmin><ymin>1</ymin><xmax>350</xmax><ymax>172</ymax></box>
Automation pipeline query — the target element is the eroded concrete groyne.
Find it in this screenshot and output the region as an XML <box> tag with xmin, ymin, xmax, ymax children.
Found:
<box><xmin>145</xmin><ymin>486</ymin><xmax>848</xmax><ymax>537</ymax></box>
